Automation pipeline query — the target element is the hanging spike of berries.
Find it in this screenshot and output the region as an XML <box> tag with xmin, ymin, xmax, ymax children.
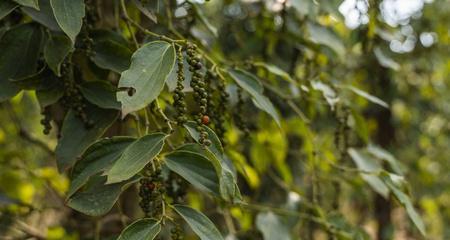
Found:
<box><xmin>186</xmin><ymin>42</ymin><xmax>211</xmax><ymax>146</ymax></box>
<box><xmin>139</xmin><ymin>164</ymin><xmax>165</xmax><ymax>218</ymax></box>
<box><xmin>59</xmin><ymin>60</ymin><xmax>94</xmax><ymax>129</ymax></box>
<box><xmin>173</xmin><ymin>46</ymin><xmax>187</xmax><ymax>125</ymax></box>
<box><xmin>235</xmin><ymin>88</ymin><xmax>250</xmax><ymax>137</ymax></box>
<box><xmin>40</xmin><ymin>106</ymin><xmax>52</xmax><ymax>135</ymax></box>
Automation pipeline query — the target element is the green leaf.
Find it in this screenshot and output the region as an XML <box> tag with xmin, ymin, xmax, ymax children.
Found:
<box><xmin>9</xmin><ymin>67</ymin><xmax>59</xmax><ymax>90</ymax></box>
<box><xmin>55</xmin><ymin>105</ymin><xmax>119</xmax><ymax>171</ymax></box>
<box><xmin>80</xmin><ymin>81</ymin><xmax>121</xmax><ymax>109</ymax></box>
<box><xmin>117</xmin><ymin>41</ymin><xmax>175</xmax><ymax>117</ymax></box>
<box><xmin>50</xmin><ymin>0</ymin><xmax>85</xmax><ymax>42</ymax></box>
<box><xmin>184</xmin><ymin>121</ymin><xmax>224</xmax><ymax>156</ymax></box>
<box><xmin>256</xmin><ymin>212</ymin><xmax>292</xmax><ymax>240</ymax></box>
<box><xmin>348</xmin><ymin>148</ymin><xmax>389</xmax><ymax>198</ymax></box>
<box><xmin>22</xmin><ymin>0</ymin><xmax>61</xmax><ymax>31</ymax></box>
<box><xmin>0</xmin><ymin>23</ymin><xmax>43</xmax><ymax>101</ymax></box>
<box><xmin>307</xmin><ymin>22</ymin><xmax>345</xmax><ymax>57</ymax></box>
<box><xmin>13</xmin><ymin>0</ymin><xmax>38</xmax><ymax>9</ymax></box>
<box><xmin>291</xmin><ymin>0</ymin><xmax>314</xmax><ymax>17</ymax></box>
<box><xmin>117</xmin><ymin>218</ymin><xmax>161</xmax><ymax>240</ymax></box>
<box><xmin>345</xmin><ymin>85</ymin><xmax>389</xmax><ymax>108</ymax></box>
<box><xmin>68</xmin><ymin>137</ymin><xmax>135</xmax><ymax>198</ymax></box>
<box><xmin>252</xmin><ymin>62</ymin><xmax>296</xmax><ymax>85</ymax></box>
<box><xmin>106</xmin><ymin>133</ymin><xmax>166</xmax><ymax>184</ymax></box>
<box><xmin>380</xmin><ymin>173</ymin><xmax>426</xmax><ymax>236</ymax></box>
<box><xmin>190</xmin><ymin>3</ymin><xmax>218</xmax><ymax>37</ymax></box>
<box><xmin>350</xmin><ymin>109</ymin><xmax>369</xmax><ymax>143</ymax></box>
<box><xmin>311</xmin><ymin>81</ymin><xmax>339</xmax><ymax>109</ymax></box>
<box><xmin>132</xmin><ymin>0</ymin><xmax>157</xmax><ymax>23</ymax></box>
<box><xmin>228</xmin><ymin>69</ymin><xmax>280</xmax><ymax>127</ymax></box>
<box><xmin>374</xmin><ymin>47</ymin><xmax>400</xmax><ymax>71</ymax></box>
<box><xmin>91</xmin><ymin>39</ymin><xmax>132</xmax><ymax>73</ymax></box>
<box><xmin>36</xmin><ymin>87</ymin><xmax>64</xmax><ymax>107</ymax></box>
<box><xmin>176</xmin><ymin>143</ymin><xmax>238</xmax><ymax>202</ymax></box>
<box><xmin>67</xmin><ymin>175</ymin><xmax>139</xmax><ymax>216</ymax></box>
<box><xmin>367</xmin><ymin>144</ymin><xmax>405</xmax><ymax>175</ymax></box>
<box><xmin>44</xmin><ymin>33</ymin><xmax>73</xmax><ymax>76</ymax></box>
<box><xmin>0</xmin><ymin>1</ymin><xmax>17</xmax><ymax>20</ymax></box>
<box><xmin>164</xmin><ymin>149</ymin><xmax>220</xmax><ymax>195</ymax></box>
<box><xmin>173</xmin><ymin>205</ymin><xmax>224</xmax><ymax>240</ymax></box>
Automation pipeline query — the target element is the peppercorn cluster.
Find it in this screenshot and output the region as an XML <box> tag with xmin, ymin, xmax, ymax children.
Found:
<box><xmin>59</xmin><ymin>62</ymin><xmax>94</xmax><ymax>129</ymax></box>
<box><xmin>80</xmin><ymin>0</ymin><xmax>96</xmax><ymax>57</ymax></box>
<box><xmin>170</xmin><ymin>224</ymin><xmax>183</xmax><ymax>240</ymax></box>
<box><xmin>234</xmin><ymin>88</ymin><xmax>250</xmax><ymax>136</ymax></box>
<box><xmin>40</xmin><ymin>106</ymin><xmax>52</xmax><ymax>135</ymax></box>
<box><xmin>166</xmin><ymin>172</ymin><xmax>187</xmax><ymax>204</ymax></box>
<box><xmin>173</xmin><ymin>47</ymin><xmax>187</xmax><ymax>125</ymax></box>
<box><xmin>138</xmin><ymin>168</ymin><xmax>165</xmax><ymax>218</ymax></box>
<box><xmin>205</xmin><ymin>71</ymin><xmax>229</xmax><ymax>142</ymax></box>
<box><xmin>186</xmin><ymin>43</ymin><xmax>211</xmax><ymax>146</ymax></box>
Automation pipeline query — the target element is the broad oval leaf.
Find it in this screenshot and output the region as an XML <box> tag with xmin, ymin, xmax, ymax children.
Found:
<box><xmin>80</xmin><ymin>81</ymin><xmax>121</xmax><ymax>109</ymax></box>
<box><xmin>36</xmin><ymin>87</ymin><xmax>64</xmax><ymax>108</ymax></box>
<box><xmin>117</xmin><ymin>218</ymin><xmax>161</xmax><ymax>240</ymax></box>
<box><xmin>0</xmin><ymin>1</ymin><xmax>17</xmax><ymax>20</ymax></box>
<box><xmin>50</xmin><ymin>0</ymin><xmax>85</xmax><ymax>42</ymax></box>
<box><xmin>132</xmin><ymin>0</ymin><xmax>157</xmax><ymax>23</ymax></box>
<box><xmin>55</xmin><ymin>105</ymin><xmax>119</xmax><ymax>171</ymax></box>
<box><xmin>13</xmin><ymin>0</ymin><xmax>38</xmax><ymax>9</ymax></box>
<box><xmin>68</xmin><ymin>137</ymin><xmax>136</xmax><ymax>197</ymax></box>
<box><xmin>106</xmin><ymin>133</ymin><xmax>166</xmax><ymax>184</ymax></box>
<box><xmin>0</xmin><ymin>23</ymin><xmax>43</xmax><ymax>101</ymax></box>
<box><xmin>117</xmin><ymin>41</ymin><xmax>175</xmax><ymax>117</ymax></box>
<box><xmin>164</xmin><ymin>149</ymin><xmax>220</xmax><ymax>195</ymax></box>
<box><xmin>173</xmin><ymin>205</ymin><xmax>224</xmax><ymax>240</ymax></box>
<box><xmin>91</xmin><ymin>39</ymin><xmax>132</xmax><ymax>73</ymax></box>
<box><xmin>44</xmin><ymin>33</ymin><xmax>73</xmax><ymax>76</ymax></box>
<box><xmin>67</xmin><ymin>175</ymin><xmax>139</xmax><ymax>216</ymax></box>
<box><xmin>184</xmin><ymin>121</ymin><xmax>224</xmax><ymax>156</ymax></box>
<box><xmin>22</xmin><ymin>0</ymin><xmax>61</xmax><ymax>31</ymax></box>
<box><xmin>307</xmin><ymin>22</ymin><xmax>345</xmax><ymax>57</ymax></box>
<box><xmin>228</xmin><ymin>69</ymin><xmax>280</xmax><ymax>127</ymax></box>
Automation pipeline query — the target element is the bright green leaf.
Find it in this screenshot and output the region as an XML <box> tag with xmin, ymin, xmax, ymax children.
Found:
<box><xmin>117</xmin><ymin>218</ymin><xmax>161</xmax><ymax>240</ymax></box>
<box><xmin>228</xmin><ymin>69</ymin><xmax>280</xmax><ymax>127</ymax></box>
<box><xmin>307</xmin><ymin>22</ymin><xmax>345</xmax><ymax>57</ymax></box>
<box><xmin>50</xmin><ymin>0</ymin><xmax>85</xmax><ymax>42</ymax></box>
<box><xmin>117</xmin><ymin>41</ymin><xmax>175</xmax><ymax>117</ymax></box>
<box><xmin>345</xmin><ymin>85</ymin><xmax>389</xmax><ymax>108</ymax></box>
<box><xmin>106</xmin><ymin>133</ymin><xmax>166</xmax><ymax>184</ymax></box>
<box><xmin>173</xmin><ymin>205</ymin><xmax>224</xmax><ymax>240</ymax></box>
<box><xmin>252</xmin><ymin>62</ymin><xmax>296</xmax><ymax>85</ymax></box>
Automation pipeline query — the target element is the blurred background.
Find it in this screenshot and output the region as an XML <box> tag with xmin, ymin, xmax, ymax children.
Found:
<box><xmin>0</xmin><ymin>0</ymin><xmax>449</xmax><ymax>239</ymax></box>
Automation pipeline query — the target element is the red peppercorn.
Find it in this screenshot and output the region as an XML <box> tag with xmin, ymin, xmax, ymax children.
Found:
<box><xmin>201</xmin><ymin>115</ymin><xmax>210</xmax><ymax>125</ymax></box>
<box><xmin>147</xmin><ymin>183</ymin><xmax>155</xmax><ymax>190</ymax></box>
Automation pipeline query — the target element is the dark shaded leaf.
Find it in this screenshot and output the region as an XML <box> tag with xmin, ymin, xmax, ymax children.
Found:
<box><xmin>44</xmin><ymin>33</ymin><xmax>73</xmax><ymax>76</ymax></box>
<box><xmin>49</xmin><ymin>0</ymin><xmax>85</xmax><ymax>42</ymax></box>
<box><xmin>22</xmin><ymin>0</ymin><xmax>61</xmax><ymax>31</ymax></box>
<box><xmin>80</xmin><ymin>81</ymin><xmax>121</xmax><ymax>109</ymax></box>
<box><xmin>0</xmin><ymin>1</ymin><xmax>17</xmax><ymax>20</ymax></box>
<box><xmin>55</xmin><ymin>105</ymin><xmax>119</xmax><ymax>171</ymax></box>
<box><xmin>173</xmin><ymin>205</ymin><xmax>224</xmax><ymax>240</ymax></box>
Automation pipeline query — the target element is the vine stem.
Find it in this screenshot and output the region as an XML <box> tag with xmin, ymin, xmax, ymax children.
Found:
<box><xmin>155</xmin><ymin>98</ymin><xmax>173</xmax><ymax>134</ymax></box>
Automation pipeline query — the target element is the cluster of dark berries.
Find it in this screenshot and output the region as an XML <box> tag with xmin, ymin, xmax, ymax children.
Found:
<box><xmin>186</xmin><ymin>42</ymin><xmax>211</xmax><ymax>146</ymax></box>
<box><xmin>166</xmin><ymin>173</ymin><xmax>187</xmax><ymax>204</ymax></box>
<box><xmin>234</xmin><ymin>88</ymin><xmax>250</xmax><ymax>136</ymax></box>
<box><xmin>80</xmin><ymin>0</ymin><xmax>96</xmax><ymax>57</ymax></box>
<box><xmin>40</xmin><ymin>107</ymin><xmax>52</xmax><ymax>135</ymax></box>
<box><xmin>170</xmin><ymin>225</ymin><xmax>183</xmax><ymax>240</ymax></box>
<box><xmin>205</xmin><ymin>71</ymin><xmax>229</xmax><ymax>142</ymax></box>
<box><xmin>59</xmin><ymin>62</ymin><xmax>94</xmax><ymax>129</ymax></box>
<box><xmin>173</xmin><ymin>47</ymin><xmax>187</xmax><ymax>125</ymax></box>
<box><xmin>138</xmin><ymin>169</ymin><xmax>164</xmax><ymax>218</ymax></box>
<box><xmin>334</xmin><ymin>105</ymin><xmax>350</xmax><ymax>160</ymax></box>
